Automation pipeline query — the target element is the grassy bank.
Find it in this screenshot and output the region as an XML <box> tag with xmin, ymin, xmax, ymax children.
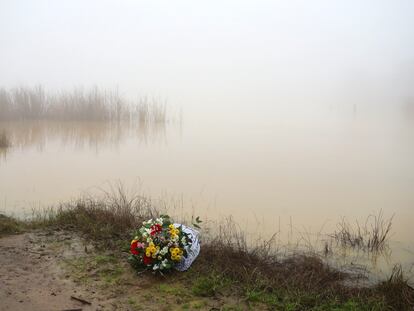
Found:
<box><xmin>1</xmin><ymin>193</ymin><xmax>413</xmax><ymax>310</ymax></box>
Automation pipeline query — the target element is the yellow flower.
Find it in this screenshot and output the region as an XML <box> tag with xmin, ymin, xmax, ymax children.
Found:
<box><xmin>131</xmin><ymin>239</ymin><xmax>138</xmax><ymax>245</ymax></box>
<box><xmin>171</xmin><ymin>254</ymin><xmax>181</xmax><ymax>261</ymax></box>
<box><xmin>168</xmin><ymin>224</ymin><xmax>180</xmax><ymax>238</ymax></box>
<box><xmin>145</xmin><ymin>243</ymin><xmax>159</xmax><ymax>258</ymax></box>
<box><xmin>169</xmin><ymin>247</ymin><xmax>183</xmax><ymax>260</ymax></box>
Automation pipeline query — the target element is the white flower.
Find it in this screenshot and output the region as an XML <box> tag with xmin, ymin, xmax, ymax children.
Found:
<box><xmin>153</xmin><ymin>264</ymin><xmax>159</xmax><ymax>270</ymax></box>
<box><xmin>155</xmin><ymin>218</ymin><xmax>163</xmax><ymax>225</ymax></box>
<box><xmin>161</xmin><ymin>259</ymin><xmax>169</xmax><ymax>269</ymax></box>
<box><xmin>160</xmin><ymin>246</ymin><xmax>169</xmax><ymax>256</ymax></box>
<box><xmin>143</xmin><ymin>219</ymin><xmax>153</xmax><ymax>225</ymax></box>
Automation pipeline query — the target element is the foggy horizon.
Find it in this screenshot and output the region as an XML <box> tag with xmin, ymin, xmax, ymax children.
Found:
<box><xmin>1</xmin><ymin>1</ymin><xmax>414</xmax><ymax>114</ymax></box>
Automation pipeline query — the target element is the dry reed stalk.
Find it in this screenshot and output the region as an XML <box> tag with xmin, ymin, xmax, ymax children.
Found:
<box><xmin>331</xmin><ymin>211</ymin><xmax>393</xmax><ymax>253</ymax></box>
<box><xmin>0</xmin><ymin>86</ymin><xmax>167</xmax><ymax>123</ymax></box>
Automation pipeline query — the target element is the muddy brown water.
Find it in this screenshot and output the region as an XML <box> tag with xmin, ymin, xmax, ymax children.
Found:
<box><xmin>0</xmin><ymin>107</ymin><xmax>413</xmax><ymax>283</ymax></box>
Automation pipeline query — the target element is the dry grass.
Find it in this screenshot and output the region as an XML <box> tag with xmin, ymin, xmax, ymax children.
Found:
<box><xmin>374</xmin><ymin>264</ymin><xmax>414</xmax><ymax>310</ymax></box>
<box><xmin>196</xmin><ymin>218</ymin><xmax>412</xmax><ymax>309</ymax></box>
<box><xmin>0</xmin><ymin>214</ymin><xmax>25</xmax><ymax>236</ymax></box>
<box><xmin>0</xmin><ymin>86</ymin><xmax>167</xmax><ymax>123</ymax></box>
<box><xmin>199</xmin><ymin>238</ymin><xmax>346</xmax><ymax>294</ymax></box>
<box><xmin>31</xmin><ymin>185</ymin><xmax>161</xmax><ymax>248</ymax></box>
<box><xmin>31</xmin><ymin>193</ymin><xmax>346</xmax><ymax>294</ymax></box>
<box><xmin>331</xmin><ymin>211</ymin><xmax>393</xmax><ymax>253</ymax></box>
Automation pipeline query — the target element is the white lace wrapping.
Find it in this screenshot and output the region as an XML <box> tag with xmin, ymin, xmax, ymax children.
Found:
<box><xmin>174</xmin><ymin>224</ymin><xmax>200</xmax><ymax>271</ymax></box>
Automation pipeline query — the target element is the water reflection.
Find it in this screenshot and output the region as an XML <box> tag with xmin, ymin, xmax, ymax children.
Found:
<box><xmin>0</xmin><ymin>107</ymin><xmax>413</xmax><ymax>283</ymax></box>
<box><xmin>0</xmin><ymin>147</ymin><xmax>7</xmax><ymax>162</ymax></box>
<box><xmin>0</xmin><ymin>120</ymin><xmax>174</xmax><ymax>156</ymax></box>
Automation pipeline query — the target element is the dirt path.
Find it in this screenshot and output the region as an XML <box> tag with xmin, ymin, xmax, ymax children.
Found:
<box><xmin>0</xmin><ymin>231</ymin><xmax>117</xmax><ymax>311</ymax></box>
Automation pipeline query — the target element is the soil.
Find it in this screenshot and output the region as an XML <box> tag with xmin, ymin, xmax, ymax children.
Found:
<box><xmin>0</xmin><ymin>231</ymin><xmax>111</xmax><ymax>311</ymax></box>
<box><xmin>0</xmin><ymin>230</ymin><xmax>244</xmax><ymax>311</ymax></box>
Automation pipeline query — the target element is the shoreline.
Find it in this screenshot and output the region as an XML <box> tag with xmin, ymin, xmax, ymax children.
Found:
<box><xmin>1</xmin><ymin>195</ymin><xmax>413</xmax><ymax>310</ymax></box>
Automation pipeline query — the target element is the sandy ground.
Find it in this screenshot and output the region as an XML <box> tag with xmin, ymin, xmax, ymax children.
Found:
<box><xmin>0</xmin><ymin>231</ymin><xmax>118</xmax><ymax>311</ymax></box>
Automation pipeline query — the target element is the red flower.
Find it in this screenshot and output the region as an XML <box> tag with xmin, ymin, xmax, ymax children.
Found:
<box><xmin>150</xmin><ymin>224</ymin><xmax>162</xmax><ymax>236</ymax></box>
<box><xmin>143</xmin><ymin>255</ymin><xmax>152</xmax><ymax>265</ymax></box>
<box><xmin>130</xmin><ymin>240</ymin><xmax>139</xmax><ymax>255</ymax></box>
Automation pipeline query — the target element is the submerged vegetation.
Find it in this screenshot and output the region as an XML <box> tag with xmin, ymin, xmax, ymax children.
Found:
<box><xmin>1</xmin><ymin>188</ymin><xmax>413</xmax><ymax>310</ymax></box>
<box><xmin>0</xmin><ymin>86</ymin><xmax>167</xmax><ymax>123</ymax></box>
<box><xmin>331</xmin><ymin>211</ymin><xmax>393</xmax><ymax>253</ymax></box>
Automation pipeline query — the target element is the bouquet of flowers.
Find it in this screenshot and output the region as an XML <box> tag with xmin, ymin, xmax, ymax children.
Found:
<box><xmin>129</xmin><ymin>215</ymin><xmax>200</xmax><ymax>272</ymax></box>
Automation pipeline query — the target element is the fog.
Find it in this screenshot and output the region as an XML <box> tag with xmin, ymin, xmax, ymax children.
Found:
<box><xmin>1</xmin><ymin>1</ymin><xmax>414</xmax><ymax>281</ymax></box>
<box><xmin>1</xmin><ymin>0</ymin><xmax>414</xmax><ymax>117</ymax></box>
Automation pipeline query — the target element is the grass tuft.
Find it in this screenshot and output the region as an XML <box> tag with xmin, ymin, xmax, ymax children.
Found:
<box><xmin>191</xmin><ymin>273</ymin><xmax>230</xmax><ymax>297</ymax></box>
<box><xmin>0</xmin><ymin>214</ymin><xmax>25</xmax><ymax>236</ymax></box>
<box><xmin>374</xmin><ymin>264</ymin><xmax>414</xmax><ymax>310</ymax></box>
<box><xmin>331</xmin><ymin>211</ymin><xmax>393</xmax><ymax>253</ymax></box>
<box><xmin>30</xmin><ymin>184</ymin><xmax>160</xmax><ymax>248</ymax></box>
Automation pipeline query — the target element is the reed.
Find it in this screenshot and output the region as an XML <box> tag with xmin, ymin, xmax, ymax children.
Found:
<box><xmin>0</xmin><ymin>86</ymin><xmax>167</xmax><ymax>123</ymax></box>
<box><xmin>331</xmin><ymin>211</ymin><xmax>393</xmax><ymax>253</ymax></box>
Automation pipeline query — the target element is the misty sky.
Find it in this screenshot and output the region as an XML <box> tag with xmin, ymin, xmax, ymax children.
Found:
<box><xmin>1</xmin><ymin>0</ymin><xmax>413</xmax><ymax>111</ymax></box>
